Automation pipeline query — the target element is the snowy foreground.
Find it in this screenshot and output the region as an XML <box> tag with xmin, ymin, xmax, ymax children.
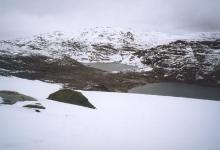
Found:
<box><xmin>0</xmin><ymin>77</ymin><xmax>220</xmax><ymax>150</ymax></box>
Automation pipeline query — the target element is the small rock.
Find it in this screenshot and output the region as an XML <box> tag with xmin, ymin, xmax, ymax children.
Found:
<box><xmin>23</xmin><ymin>104</ymin><xmax>46</xmax><ymax>109</ymax></box>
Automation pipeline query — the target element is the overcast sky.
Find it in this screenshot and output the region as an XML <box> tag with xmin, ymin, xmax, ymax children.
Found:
<box><xmin>0</xmin><ymin>0</ymin><xmax>220</xmax><ymax>39</ymax></box>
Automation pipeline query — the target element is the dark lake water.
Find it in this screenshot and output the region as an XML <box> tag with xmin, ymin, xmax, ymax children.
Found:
<box><xmin>129</xmin><ymin>82</ymin><xmax>220</xmax><ymax>101</ymax></box>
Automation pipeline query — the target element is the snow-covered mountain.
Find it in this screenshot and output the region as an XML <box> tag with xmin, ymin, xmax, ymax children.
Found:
<box><xmin>0</xmin><ymin>27</ymin><xmax>220</xmax><ymax>87</ymax></box>
<box><xmin>1</xmin><ymin>27</ymin><xmax>220</xmax><ymax>68</ymax></box>
<box><xmin>1</xmin><ymin>28</ymin><xmax>220</xmax><ymax>150</ymax></box>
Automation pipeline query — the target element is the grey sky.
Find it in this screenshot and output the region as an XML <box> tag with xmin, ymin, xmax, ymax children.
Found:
<box><xmin>0</xmin><ymin>0</ymin><xmax>220</xmax><ymax>39</ymax></box>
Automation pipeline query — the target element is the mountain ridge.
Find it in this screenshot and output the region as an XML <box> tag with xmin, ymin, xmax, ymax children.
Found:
<box><xmin>1</xmin><ymin>27</ymin><xmax>220</xmax><ymax>68</ymax></box>
<box><xmin>0</xmin><ymin>27</ymin><xmax>220</xmax><ymax>89</ymax></box>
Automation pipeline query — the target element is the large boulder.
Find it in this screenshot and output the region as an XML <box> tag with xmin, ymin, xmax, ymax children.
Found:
<box><xmin>48</xmin><ymin>89</ymin><xmax>96</xmax><ymax>109</ymax></box>
<box><xmin>0</xmin><ymin>91</ymin><xmax>37</xmax><ymax>105</ymax></box>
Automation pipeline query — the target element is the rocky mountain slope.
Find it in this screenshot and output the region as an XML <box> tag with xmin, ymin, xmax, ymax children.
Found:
<box><xmin>0</xmin><ymin>27</ymin><xmax>220</xmax><ymax>89</ymax></box>
<box><xmin>138</xmin><ymin>40</ymin><xmax>220</xmax><ymax>85</ymax></box>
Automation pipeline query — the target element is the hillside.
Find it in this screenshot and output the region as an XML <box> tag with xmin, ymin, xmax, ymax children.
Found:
<box><xmin>0</xmin><ymin>27</ymin><xmax>220</xmax><ymax>90</ymax></box>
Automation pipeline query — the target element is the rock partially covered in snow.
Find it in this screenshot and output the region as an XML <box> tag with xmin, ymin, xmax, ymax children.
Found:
<box><xmin>0</xmin><ymin>97</ymin><xmax>3</xmax><ymax>104</ymax></box>
<box><xmin>23</xmin><ymin>103</ymin><xmax>46</xmax><ymax>110</ymax></box>
<box><xmin>0</xmin><ymin>90</ymin><xmax>37</xmax><ymax>105</ymax></box>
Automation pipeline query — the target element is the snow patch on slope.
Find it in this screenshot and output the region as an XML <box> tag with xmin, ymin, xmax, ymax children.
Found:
<box><xmin>0</xmin><ymin>76</ymin><xmax>220</xmax><ymax>150</ymax></box>
<box><xmin>0</xmin><ymin>91</ymin><xmax>220</xmax><ymax>150</ymax></box>
<box><xmin>0</xmin><ymin>76</ymin><xmax>62</xmax><ymax>99</ymax></box>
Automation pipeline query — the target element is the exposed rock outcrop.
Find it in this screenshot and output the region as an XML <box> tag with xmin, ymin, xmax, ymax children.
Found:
<box><xmin>48</xmin><ymin>89</ymin><xmax>96</xmax><ymax>109</ymax></box>
<box><xmin>0</xmin><ymin>91</ymin><xmax>37</xmax><ymax>104</ymax></box>
<box><xmin>138</xmin><ymin>40</ymin><xmax>220</xmax><ymax>86</ymax></box>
